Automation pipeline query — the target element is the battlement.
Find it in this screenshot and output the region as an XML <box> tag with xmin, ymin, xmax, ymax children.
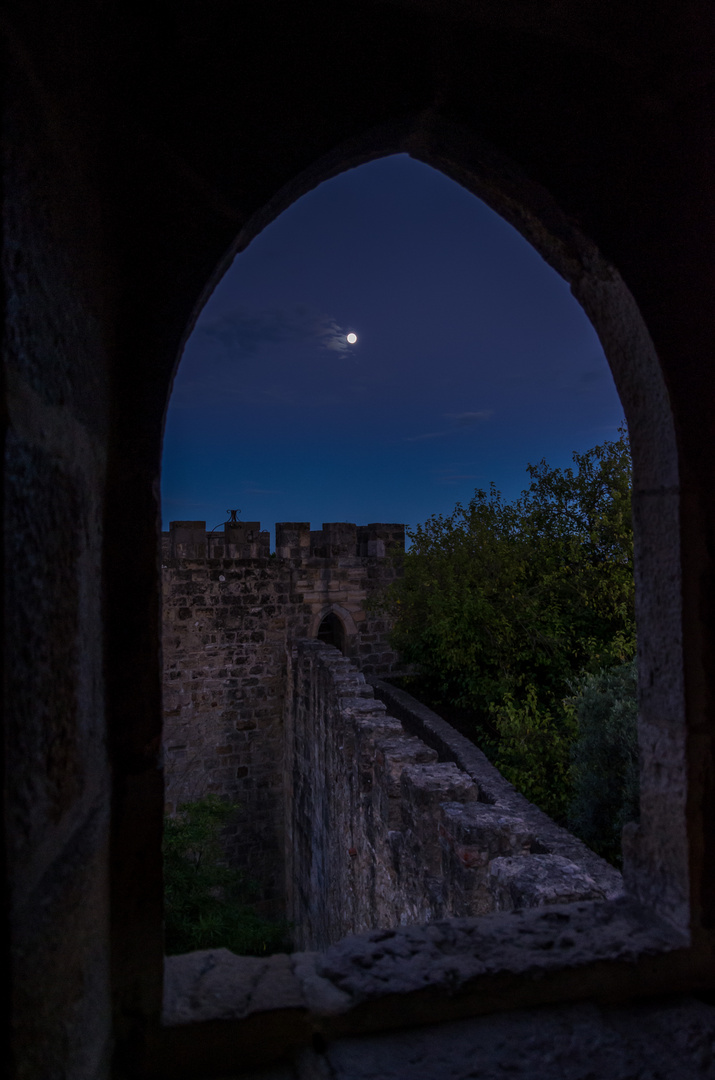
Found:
<box><xmin>162</xmin><ymin>517</ymin><xmax>407</xmax><ymax>905</ymax></box>
<box><xmin>162</xmin><ymin>520</ymin><xmax>271</xmax><ymax>560</ymax></box>
<box><xmin>162</xmin><ymin>519</ymin><xmax>405</xmax><ymax>561</ymax></box>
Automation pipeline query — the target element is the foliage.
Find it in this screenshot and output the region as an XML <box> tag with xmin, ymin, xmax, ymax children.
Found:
<box><xmin>491</xmin><ymin>685</ymin><xmax>578</xmax><ymax>822</ymax></box>
<box><xmin>387</xmin><ymin>427</ymin><xmax>635</xmax><ymax>823</ymax></box>
<box><xmin>163</xmin><ymin>795</ymin><xmax>290</xmax><ymax>956</ymax></box>
<box><xmin>567</xmin><ymin>660</ymin><xmax>639</xmax><ymax>864</ymax></box>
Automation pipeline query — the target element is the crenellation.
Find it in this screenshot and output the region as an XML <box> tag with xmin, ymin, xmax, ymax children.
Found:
<box><xmin>168</xmin><ymin>520</ymin><xmax>208</xmax><ymax>559</ymax></box>
<box><xmin>275</xmin><ymin>521</ymin><xmax>311</xmax><ymax>561</ymax></box>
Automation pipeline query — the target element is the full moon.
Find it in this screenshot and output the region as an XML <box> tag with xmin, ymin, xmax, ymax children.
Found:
<box><xmin>346</xmin><ymin>332</ymin><xmax>358</xmax><ymax>344</ymax></box>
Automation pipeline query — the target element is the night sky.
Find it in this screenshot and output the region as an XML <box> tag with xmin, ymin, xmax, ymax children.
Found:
<box><xmin>161</xmin><ymin>154</ymin><xmax>623</xmax><ymax>545</ymax></box>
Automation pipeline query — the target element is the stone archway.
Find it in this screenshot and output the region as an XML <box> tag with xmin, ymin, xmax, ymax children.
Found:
<box><xmin>210</xmin><ymin>122</ymin><xmax>684</xmax><ymax>922</ymax></box>
<box><xmin>129</xmin><ymin>119</ymin><xmax>691</xmax><ymax>1056</ymax></box>
<box><xmin>316</xmin><ymin>613</ymin><xmax>346</xmax><ymax>654</ymax></box>
<box><xmin>6</xmin><ymin>6</ymin><xmax>715</xmax><ymax>1074</ymax></box>
<box><xmin>310</xmin><ymin>604</ymin><xmax>359</xmax><ymax>658</ymax></box>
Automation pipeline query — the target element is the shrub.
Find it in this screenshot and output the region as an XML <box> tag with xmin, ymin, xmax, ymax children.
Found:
<box><xmin>567</xmin><ymin>660</ymin><xmax>639</xmax><ymax>865</ymax></box>
<box><xmin>491</xmin><ymin>684</ymin><xmax>577</xmax><ymax>823</ymax></box>
<box><xmin>163</xmin><ymin>794</ymin><xmax>290</xmax><ymax>956</ymax></box>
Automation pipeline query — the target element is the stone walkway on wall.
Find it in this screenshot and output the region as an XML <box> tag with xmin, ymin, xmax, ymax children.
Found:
<box><xmin>287</xmin><ymin>643</ymin><xmax>622</xmax><ymax>951</ymax></box>
<box><xmin>370</xmin><ymin>678</ymin><xmax>624</xmax><ymax>909</ymax></box>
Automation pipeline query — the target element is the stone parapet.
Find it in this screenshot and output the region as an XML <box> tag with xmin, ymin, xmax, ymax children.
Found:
<box><xmin>287</xmin><ymin>643</ymin><xmax>622</xmax><ymax>951</ymax></box>
<box><xmin>370</xmin><ymin>678</ymin><xmax>624</xmax><ymax>900</ymax></box>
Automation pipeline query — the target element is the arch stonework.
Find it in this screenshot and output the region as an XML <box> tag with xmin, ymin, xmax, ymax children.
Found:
<box><xmin>310</xmin><ymin>604</ymin><xmax>359</xmax><ymax>646</ymax></box>
<box><xmin>4</xmin><ymin>3</ymin><xmax>715</xmax><ymax>1076</ymax></box>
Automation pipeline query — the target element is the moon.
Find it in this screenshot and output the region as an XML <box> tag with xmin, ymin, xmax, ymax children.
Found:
<box><xmin>346</xmin><ymin>332</ymin><xmax>358</xmax><ymax>344</ymax></box>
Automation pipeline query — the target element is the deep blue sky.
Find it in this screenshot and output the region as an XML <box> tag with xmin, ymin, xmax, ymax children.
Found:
<box><xmin>161</xmin><ymin>155</ymin><xmax>623</xmax><ymax>544</ymax></box>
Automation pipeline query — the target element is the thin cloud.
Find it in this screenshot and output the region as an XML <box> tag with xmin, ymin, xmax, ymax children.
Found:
<box><xmin>198</xmin><ymin>306</ymin><xmax>354</xmax><ymax>357</ymax></box>
<box><xmin>316</xmin><ymin>317</ymin><xmax>352</xmax><ymax>354</ymax></box>
<box><xmin>447</xmin><ymin>410</ymin><xmax>494</xmax><ymax>426</ymax></box>
<box><xmin>405</xmin><ymin>410</ymin><xmax>493</xmax><ymax>442</ymax></box>
<box><xmin>430</xmin><ymin>461</ymin><xmax>482</xmax><ymax>471</ymax></box>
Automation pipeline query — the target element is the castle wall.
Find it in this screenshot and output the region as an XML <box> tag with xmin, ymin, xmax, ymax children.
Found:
<box><xmin>161</xmin><ymin>520</ymin><xmax>405</xmax><ymax>909</ymax></box>
<box><xmin>162</xmin><ymin>557</ymin><xmax>299</xmax><ymax>911</ymax></box>
<box><xmin>286</xmin><ymin>641</ymin><xmax>620</xmax><ymax>951</ymax></box>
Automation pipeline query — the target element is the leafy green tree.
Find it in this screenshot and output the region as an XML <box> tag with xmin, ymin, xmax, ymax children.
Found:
<box><xmin>490</xmin><ymin>685</ymin><xmax>578</xmax><ymax>821</ymax></box>
<box><xmin>568</xmin><ymin>660</ymin><xmax>639</xmax><ymax>865</ymax></box>
<box><xmin>163</xmin><ymin>795</ymin><xmax>290</xmax><ymax>956</ymax></box>
<box><xmin>388</xmin><ymin>428</ymin><xmax>635</xmax><ymax>822</ymax></box>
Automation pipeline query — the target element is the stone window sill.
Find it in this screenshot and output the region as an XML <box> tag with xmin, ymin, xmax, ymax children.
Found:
<box><xmin>158</xmin><ymin>897</ymin><xmax>692</xmax><ymax>1074</ymax></box>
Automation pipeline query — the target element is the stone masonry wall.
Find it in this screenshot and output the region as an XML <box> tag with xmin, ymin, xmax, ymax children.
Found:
<box><xmin>162</xmin><ymin>557</ymin><xmax>299</xmax><ymax>913</ymax></box>
<box><xmin>161</xmin><ymin>519</ymin><xmax>405</xmax><ymax>911</ymax></box>
<box><xmin>287</xmin><ymin>641</ymin><xmax>622</xmax><ymax>951</ymax></box>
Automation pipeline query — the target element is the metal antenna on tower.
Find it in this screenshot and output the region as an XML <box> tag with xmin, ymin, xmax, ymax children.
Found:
<box><xmin>210</xmin><ymin>508</ymin><xmax>242</xmax><ymax>531</ymax></box>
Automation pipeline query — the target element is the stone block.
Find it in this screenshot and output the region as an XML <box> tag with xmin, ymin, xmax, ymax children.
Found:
<box><xmin>488</xmin><ymin>854</ymin><xmax>607</xmax><ymax>911</ymax></box>
<box><xmin>399</xmin><ymin>764</ymin><xmax>479</xmax><ymax>878</ymax></box>
<box><xmin>169</xmin><ymin>520</ymin><xmax>207</xmax><ymax>559</ymax></box>
<box><xmin>401</xmin><ymin>762</ymin><xmax>479</xmax><ymax>810</ymax></box>
<box><xmin>275</xmin><ymin>522</ymin><xmax>311</xmax><ymax>560</ymax></box>
<box><xmin>375</xmin><ymin>736</ymin><xmax>439</xmax><ymax>828</ymax></box>
<box><xmin>322</xmin><ymin>522</ymin><xmax>358</xmax><ymax>558</ymax></box>
<box><xmin>440</xmin><ymin>802</ymin><xmax>535</xmax><ymax>864</ymax></box>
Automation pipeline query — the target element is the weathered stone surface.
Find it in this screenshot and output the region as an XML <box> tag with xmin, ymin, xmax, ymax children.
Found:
<box><xmin>162</xmin><ymin>524</ymin><xmax>405</xmax><ymax>910</ymax></box>
<box><xmin>440</xmin><ymin>802</ymin><xmax>538</xmax><ymax>917</ymax></box>
<box><xmin>441</xmin><ymin>802</ymin><xmax>535</xmax><ymax>862</ymax></box>
<box><xmin>400</xmin><ymin>762</ymin><xmax>479</xmax><ymax>808</ymax></box>
<box><xmin>167</xmin><ymin>992</ymin><xmax>715</xmax><ymax>1078</ymax></box>
<box><xmin>298</xmin><ymin>996</ymin><xmax>715</xmax><ymax>1079</ymax></box>
<box><xmin>312</xmin><ymin>898</ymin><xmax>682</xmax><ymax>1006</ymax></box>
<box><xmin>376</xmin><ymin>736</ymin><xmax>439</xmax><ymax>827</ymax></box>
<box><xmin>287</xmin><ymin>645</ymin><xmax>625</xmax><ymax>948</ymax></box>
<box><xmin>160</xmin><ymin>898</ymin><xmax>687</xmax><ymax>1069</ymax></box>
<box><xmin>373</xmin><ymin>679</ymin><xmax>624</xmax><ymax>902</ymax></box>
<box><xmin>489</xmin><ymin>854</ymin><xmax>607</xmax><ymax>911</ymax></box>
<box><xmin>164</xmin><ymin>949</ymin><xmax>303</xmax><ymax>1025</ymax></box>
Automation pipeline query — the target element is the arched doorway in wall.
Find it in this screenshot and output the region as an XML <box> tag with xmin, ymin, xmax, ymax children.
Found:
<box><xmin>317</xmin><ymin>612</ymin><xmax>345</xmax><ymax>652</ymax></box>
<box><xmin>159</xmin><ymin>146</ymin><xmax>682</xmax><ymax>955</ymax></box>
<box><xmin>315</xmin><ymin>607</ymin><xmax>355</xmax><ymax>656</ymax></box>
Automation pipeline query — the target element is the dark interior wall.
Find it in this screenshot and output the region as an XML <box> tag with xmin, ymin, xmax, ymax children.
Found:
<box><xmin>3</xmin><ymin>7</ymin><xmax>118</xmax><ymax>1074</ymax></box>
<box><xmin>3</xmin><ymin>2</ymin><xmax>715</xmax><ymax>1076</ymax></box>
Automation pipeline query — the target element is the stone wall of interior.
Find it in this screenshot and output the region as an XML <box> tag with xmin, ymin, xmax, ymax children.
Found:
<box><xmin>3</xmin><ymin>22</ymin><xmax>116</xmax><ymax>1074</ymax></box>
<box><xmin>161</xmin><ymin>519</ymin><xmax>405</xmax><ymax>909</ymax></box>
<box><xmin>286</xmin><ymin>641</ymin><xmax>621</xmax><ymax>952</ymax></box>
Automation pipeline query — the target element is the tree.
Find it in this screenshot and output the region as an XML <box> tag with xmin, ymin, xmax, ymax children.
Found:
<box><xmin>388</xmin><ymin>427</ymin><xmax>634</xmax><ymax>822</ymax></box>
<box><xmin>568</xmin><ymin>660</ymin><xmax>639</xmax><ymax>865</ymax></box>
